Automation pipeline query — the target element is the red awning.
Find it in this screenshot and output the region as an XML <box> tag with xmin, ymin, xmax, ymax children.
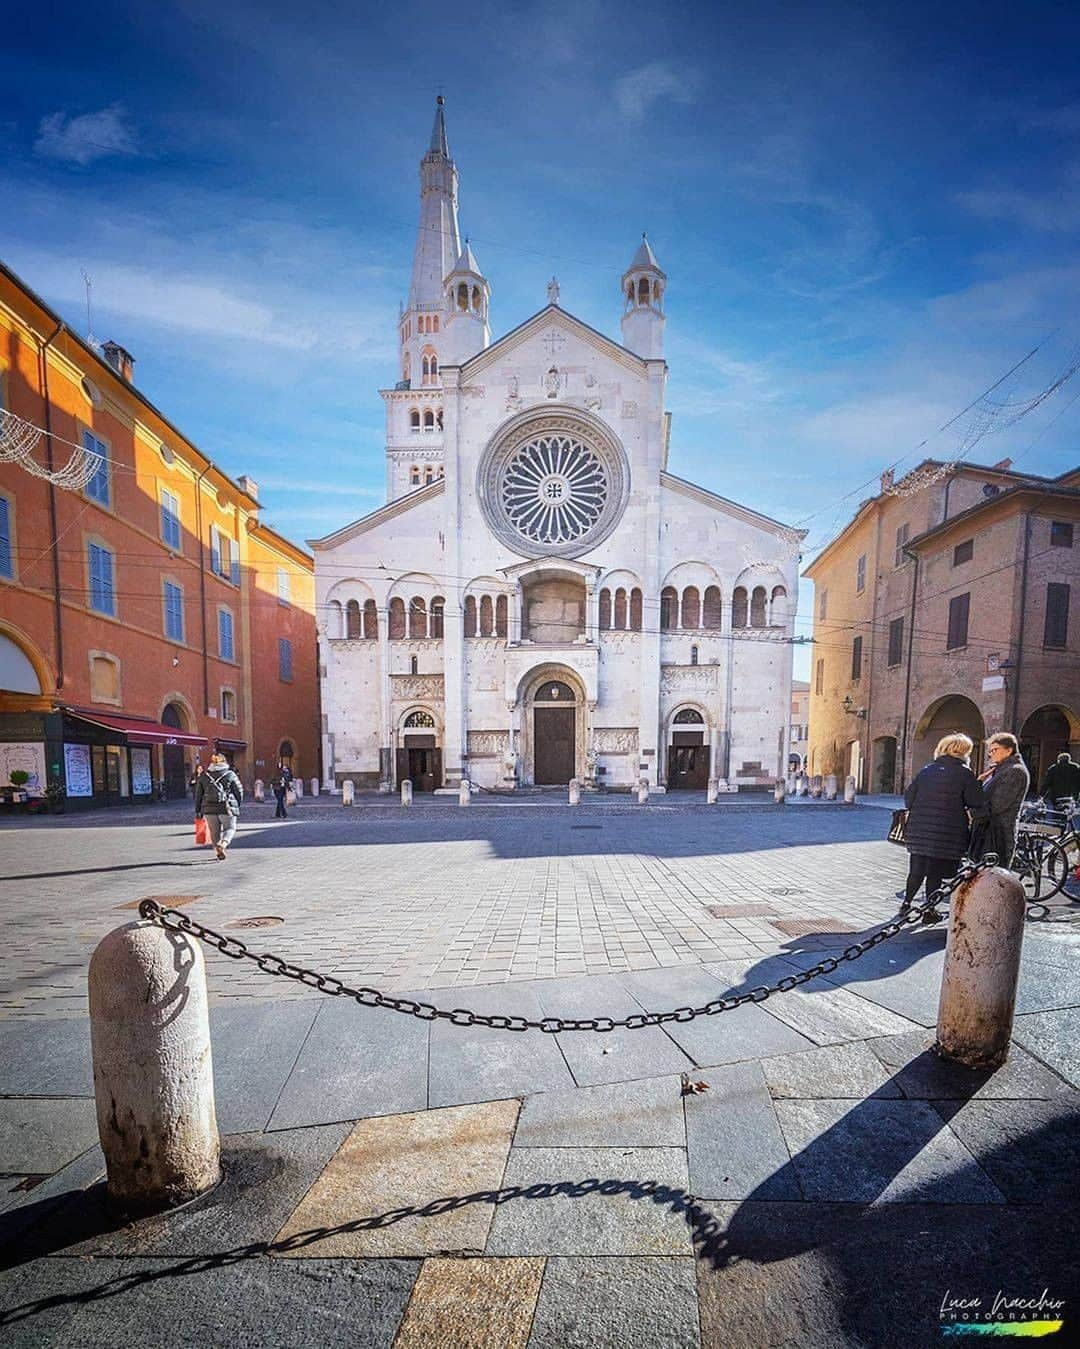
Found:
<box><xmin>64</xmin><ymin>708</ymin><xmax>209</xmax><ymax>747</ymax></box>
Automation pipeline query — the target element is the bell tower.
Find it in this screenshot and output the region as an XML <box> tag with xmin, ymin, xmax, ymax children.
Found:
<box><xmin>620</xmin><ymin>233</ymin><xmax>666</xmax><ymax>359</ymax></box>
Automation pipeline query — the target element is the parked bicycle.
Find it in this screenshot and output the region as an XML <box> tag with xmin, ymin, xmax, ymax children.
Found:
<box><xmin>1013</xmin><ymin>797</ymin><xmax>1078</xmax><ymax>901</ymax></box>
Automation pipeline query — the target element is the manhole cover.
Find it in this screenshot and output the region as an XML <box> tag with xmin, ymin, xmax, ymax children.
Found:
<box><xmin>705</xmin><ymin>904</ymin><xmax>777</xmax><ymax>918</ymax></box>
<box><xmin>226</xmin><ymin>916</ymin><xmax>284</xmax><ymax>930</ymax></box>
<box><xmin>117</xmin><ymin>894</ymin><xmax>202</xmax><ymax>911</ymax></box>
<box><xmin>766</xmin><ymin>887</ymin><xmax>808</xmax><ymax>897</ymax></box>
<box><xmin>571</xmin><ymin>825</ymin><xmax>603</xmax><ymax>830</ymax></box>
<box><xmin>770</xmin><ymin>918</ymin><xmax>860</xmax><ymax>937</ymax></box>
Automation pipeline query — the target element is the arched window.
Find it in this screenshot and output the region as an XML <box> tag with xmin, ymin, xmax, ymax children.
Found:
<box><xmin>345</xmin><ymin>599</ymin><xmax>361</xmax><ymax>639</ymax></box>
<box><xmin>703</xmin><ymin>585</ymin><xmax>722</xmax><ymax>630</ymax></box>
<box><xmin>410</xmin><ymin>465</ymin><xmax>421</xmax><ymax>487</ymax></box>
<box><xmin>495</xmin><ymin>594</ymin><xmax>508</xmax><ymax>638</ymax></box>
<box><xmin>410</xmin><ymin>655</ymin><xmax>418</xmax><ymax>675</ymax></box>
<box><xmin>479</xmin><ymin>594</ymin><xmax>494</xmax><ymax>637</ymax></box>
<box><xmin>424</xmin><ymin>466</ymin><xmax>434</xmax><ymax>485</ymax></box>
<box><xmin>432</xmin><ymin>316</ymin><xmax>439</xmax><ymax>333</ymax></box>
<box><xmin>690</xmin><ymin>645</ymin><xmax>699</xmax><ymax>666</ymax></box>
<box><xmin>751</xmin><ymin>585</ymin><xmax>767</xmax><ymax>627</ymax></box>
<box><xmin>674</xmin><ymin>707</ymin><xmax>704</xmax><ymax>724</ymax></box>
<box><xmin>327</xmin><ymin>599</ymin><xmax>343</xmax><ymax>638</ymax></box>
<box><xmin>423</xmin><ymin>409</ymin><xmax>434</xmax><ymax>431</ymax></box>
<box><xmin>404</xmin><ymin>709</ymin><xmax>435</xmax><ymax>728</ymax></box>
<box><xmin>389</xmin><ymin>597</ymin><xmax>406</xmax><ymax>639</ymax></box>
<box><xmin>464</xmin><ymin>594</ymin><xmax>477</xmax><ymax>637</ymax></box>
<box><xmin>436</xmin><ymin>409</ymin><xmax>443</xmax><ymax>430</ymax></box>
<box><xmin>409</xmin><ymin>596</ymin><xmax>426</xmax><ymax>639</ymax></box>
<box><xmin>770</xmin><ymin>585</ymin><xmax>787</xmax><ymax>625</ymax></box>
<box><xmin>627</xmin><ymin>283</ymin><xmax>634</xmax><ymax>304</ymax></box>
<box><xmin>638</xmin><ymin>277</ymin><xmax>649</xmax><ymax>304</ymax></box>
<box><xmin>630</xmin><ymin>588</ymin><xmax>643</xmax><ymax>631</ymax></box>
<box><xmin>732</xmin><ymin>586</ymin><xmax>748</xmax><ymax>628</ymax></box>
<box><xmin>472</xmin><ymin>286</ymin><xmax>482</xmax><ymax>312</ymax></box>
<box><xmin>430</xmin><ymin>355</ymin><xmax>438</xmax><ymax>380</ymax></box>
<box><xmin>614</xmin><ymin>587</ymin><xmax>628</xmax><ymax>630</ymax></box>
<box><xmin>363</xmin><ymin>599</ymin><xmax>378</xmax><ymax>639</ymax></box>
<box><xmin>410</xmin><ymin>409</ymin><xmax>420</xmax><ymax>432</ymax></box>
<box><xmin>598</xmin><ymin>588</ymin><xmax>612</xmax><ymax>631</ymax></box>
<box><xmin>403</xmin><ymin>351</ymin><xmax>410</xmax><ymax>382</ymax></box>
<box><xmin>430</xmin><ymin>596</ymin><xmax>445</xmax><ymax>638</ymax></box>
<box><xmin>660</xmin><ymin>586</ymin><xmax>678</xmax><ymax>631</ymax></box>
<box><xmin>457</xmin><ymin>282</ymin><xmax>469</xmax><ymax>311</ymax></box>
<box><xmin>681</xmin><ymin>586</ymin><xmax>700</xmax><ymax>629</ymax></box>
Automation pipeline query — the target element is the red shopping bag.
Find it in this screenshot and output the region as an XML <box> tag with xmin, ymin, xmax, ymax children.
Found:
<box><xmin>194</xmin><ymin>817</ymin><xmax>211</xmax><ymax>846</ymax></box>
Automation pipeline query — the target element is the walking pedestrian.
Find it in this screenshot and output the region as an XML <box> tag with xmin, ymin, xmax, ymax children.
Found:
<box><xmin>901</xmin><ymin>733</ymin><xmax>987</xmax><ymax>912</ymax></box>
<box><xmin>1039</xmin><ymin>751</ymin><xmax>1080</xmax><ymax>809</ymax></box>
<box><xmin>271</xmin><ymin>760</ymin><xmax>292</xmax><ymax>819</ymax></box>
<box><xmin>194</xmin><ymin>751</ymin><xmax>244</xmax><ymax>860</ymax></box>
<box><xmin>973</xmin><ymin>732</ymin><xmax>1030</xmax><ymax>868</ymax></box>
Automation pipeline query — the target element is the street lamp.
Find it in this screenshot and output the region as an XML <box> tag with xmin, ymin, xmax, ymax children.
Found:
<box><xmin>842</xmin><ymin>695</ymin><xmax>867</xmax><ymax>719</ymax></box>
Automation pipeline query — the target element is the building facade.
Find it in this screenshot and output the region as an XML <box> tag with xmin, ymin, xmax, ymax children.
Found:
<box><xmin>788</xmin><ymin>679</ymin><xmax>809</xmax><ymax>771</ymax></box>
<box><xmin>804</xmin><ymin>461</ymin><xmax>1080</xmax><ymax>793</ymax></box>
<box><xmin>0</xmin><ymin>262</ymin><xmax>319</xmax><ymax>808</ymax></box>
<box><xmin>313</xmin><ymin>102</ymin><xmax>802</xmax><ymax>793</ymax></box>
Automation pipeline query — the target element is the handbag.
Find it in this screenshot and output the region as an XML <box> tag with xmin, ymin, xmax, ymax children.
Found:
<box><xmin>887</xmin><ymin>809</ymin><xmax>908</xmax><ymax>845</ymax></box>
<box><xmin>194</xmin><ymin>817</ymin><xmax>211</xmax><ymax>846</ymax></box>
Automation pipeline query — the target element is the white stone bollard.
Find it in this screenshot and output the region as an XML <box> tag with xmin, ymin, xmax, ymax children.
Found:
<box><xmin>341</xmin><ymin>780</ymin><xmax>355</xmax><ymax>806</ymax></box>
<box><xmin>309</xmin><ymin>777</ymin><xmax>319</xmax><ymax>797</ymax></box>
<box><xmin>824</xmin><ymin>774</ymin><xmax>838</xmax><ymax>801</ymax></box>
<box><xmin>796</xmin><ymin>775</ymin><xmax>809</xmax><ymax>798</ymax></box>
<box><xmin>459</xmin><ymin>779</ymin><xmax>471</xmax><ymax>807</ymax></box>
<box><xmin>935</xmin><ymin>867</ymin><xmax>1026</xmax><ymax>1070</ymax></box>
<box><xmin>843</xmin><ymin>774</ymin><xmax>856</xmax><ymax>804</ymax></box>
<box><xmin>568</xmin><ymin>779</ymin><xmax>581</xmax><ymax>805</ymax></box>
<box><xmin>773</xmin><ymin>780</ymin><xmax>786</xmax><ymax>804</ymax></box>
<box><xmin>786</xmin><ymin>773</ymin><xmax>796</xmax><ymax>796</ymax></box>
<box><xmin>810</xmin><ymin>775</ymin><xmax>823</xmax><ymax>799</ymax></box>
<box><xmin>707</xmin><ymin>778</ymin><xmax>719</xmax><ymax>805</ymax></box>
<box><xmin>89</xmin><ymin>922</ymin><xmax>220</xmax><ymax>1214</ymax></box>
<box><xmin>253</xmin><ymin>779</ymin><xmax>264</xmax><ymax>802</ymax></box>
<box><xmin>637</xmin><ymin>779</ymin><xmax>649</xmax><ymax>804</ymax></box>
<box><xmin>293</xmin><ymin>777</ymin><xmax>303</xmax><ymax>799</ymax></box>
<box><xmin>286</xmin><ymin>788</ymin><xmax>296</xmax><ymax>807</ymax></box>
<box><xmin>401</xmin><ymin>779</ymin><xmax>413</xmax><ymax>806</ymax></box>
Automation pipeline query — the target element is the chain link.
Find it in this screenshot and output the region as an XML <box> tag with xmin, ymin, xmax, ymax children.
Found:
<box><xmin>137</xmin><ymin>860</ymin><xmax>987</xmax><ymax>1034</ymax></box>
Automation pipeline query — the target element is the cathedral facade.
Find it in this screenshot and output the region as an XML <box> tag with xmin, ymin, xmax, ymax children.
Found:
<box><xmin>312</xmin><ymin>100</ymin><xmax>803</xmax><ymax>792</ymax></box>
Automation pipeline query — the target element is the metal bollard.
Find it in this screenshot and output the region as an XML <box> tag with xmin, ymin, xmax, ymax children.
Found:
<box><xmin>707</xmin><ymin>778</ymin><xmax>718</xmax><ymax>805</ymax></box>
<box><xmin>459</xmin><ymin>779</ymin><xmax>471</xmax><ymax>807</ymax></box>
<box><xmin>341</xmin><ymin>780</ymin><xmax>355</xmax><ymax>805</ymax></box>
<box><xmin>309</xmin><ymin>777</ymin><xmax>319</xmax><ymax>797</ymax></box>
<box><xmin>843</xmin><ymin>774</ymin><xmax>856</xmax><ymax>804</ymax></box>
<box><xmin>401</xmin><ymin>779</ymin><xmax>413</xmax><ymax>806</ymax></box>
<box><xmin>773</xmin><ymin>780</ymin><xmax>786</xmax><ymax>804</ymax></box>
<box><xmin>568</xmin><ymin>778</ymin><xmax>580</xmax><ymax>805</ymax></box>
<box><xmin>89</xmin><ymin>922</ymin><xmax>220</xmax><ymax>1214</ymax></box>
<box><xmin>935</xmin><ymin>867</ymin><xmax>1026</xmax><ymax>1070</ymax></box>
<box><xmin>637</xmin><ymin>779</ymin><xmax>649</xmax><ymax>804</ymax></box>
<box><xmin>824</xmin><ymin>774</ymin><xmax>838</xmax><ymax>801</ymax></box>
<box><xmin>253</xmin><ymin>778</ymin><xmax>264</xmax><ymax>802</ymax></box>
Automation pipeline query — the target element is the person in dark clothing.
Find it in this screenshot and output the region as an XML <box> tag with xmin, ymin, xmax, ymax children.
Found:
<box><xmin>271</xmin><ymin>761</ymin><xmax>292</xmax><ymax>819</ymax></box>
<box><xmin>1040</xmin><ymin>752</ymin><xmax>1080</xmax><ymax>808</ymax></box>
<box><xmin>973</xmin><ymin>732</ymin><xmax>1030</xmax><ymax>867</ymax></box>
<box><xmin>194</xmin><ymin>752</ymin><xmax>244</xmax><ymax>860</ymax></box>
<box><xmin>901</xmin><ymin>733</ymin><xmax>987</xmax><ymax>912</ymax></box>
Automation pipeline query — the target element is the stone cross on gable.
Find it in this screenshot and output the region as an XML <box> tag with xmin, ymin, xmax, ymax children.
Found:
<box><xmin>547</xmin><ymin>276</ymin><xmax>560</xmax><ymax>304</ymax></box>
<box><xmin>542</xmin><ymin>328</ymin><xmax>566</xmax><ymax>358</ymax></box>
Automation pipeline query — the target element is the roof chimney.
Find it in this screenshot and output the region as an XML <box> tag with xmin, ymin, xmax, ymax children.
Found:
<box><xmin>237</xmin><ymin>474</ymin><xmax>259</xmax><ymax>501</ymax></box>
<box><xmin>102</xmin><ymin>340</ymin><xmax>135</xmax><ymax>383</ymax></box>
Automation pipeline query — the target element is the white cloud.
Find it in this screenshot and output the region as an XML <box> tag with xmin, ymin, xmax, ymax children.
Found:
<box><xmin>34</xmin><ymin>104</ymin><xmax>138</xmax><ymax>165</ymax></box>
<box><xmin>614</xmin><ymin>61</ymin><xmax>699</xmax><ymax>123</ymax></box>
<box><xmin>955</xmin><ymin>175</ymin><xmax>1080</xmax><ymax>234</ymax></box>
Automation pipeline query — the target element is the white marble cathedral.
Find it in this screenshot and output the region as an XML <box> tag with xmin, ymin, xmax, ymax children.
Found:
<box><xmin>311</xmin><ymin>100</ymin><xmax>803</xmax><ymax>793</ymax></box>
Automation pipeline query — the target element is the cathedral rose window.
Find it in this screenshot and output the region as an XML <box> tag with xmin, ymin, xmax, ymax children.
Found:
<box><xmin>478</xmin><ymin>409</ymin><xmax>629</xmax><ymax>558</ymax></box>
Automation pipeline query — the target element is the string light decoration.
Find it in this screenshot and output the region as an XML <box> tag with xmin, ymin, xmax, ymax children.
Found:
<box><xmin>0</xmin><ymin>407</ymin><xmax>105</xmax><ymax>491</ymax></box>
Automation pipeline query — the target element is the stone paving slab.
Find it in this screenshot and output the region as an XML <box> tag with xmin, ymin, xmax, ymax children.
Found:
<box><xmin>514</xmin><ymin>1076</ymin><xmax>686</xmax><ymax>1149</ymax></box>
<box><xmin>0</xmin><ymin>1017</ymin><xmax>92</xmax><ymax>1095</ymax></box>
<box><xmin>268</xmin><ymin>998</ymin><xmax>429</xmax><ymax>1130</ymax></box>
<box><xmin>759</xmin><ymin>1041</ymin><xmax>902</xmax><ymax>1099</ymax></box>
<box><xmin>685</xmin><ymin>1061</ymin><xmax>800</xmax><ymax>1201</ymax></box>
<box><xmin>394</xmin><ymin>1257</ymin><xmax>544</xmax><ymax>1349</ymax></box>
<box><xmin>1013</xmin><ymin>951</ymin><xmax>1080</xmax><ymax>1015</ymax></box>
<box><xmin>774</xmin><ymin>1098</ymin><xmax>1005</xmax><ymax>1204</ymax></box>
<box><xmin>209</xmin><ymin>1000</ymin><xmax>321</xmax><ymax>1134</ymax></box>
<box><xmin>528</xmin><ymin>1256</ymin><xmax>700</xmax><ymax>1349</ymax></box>
<box><xmin>867</xmin><ymin>1029</ymin><xmax>1076</xmax><ymax>1099</ymax></box>
<box><xmin>1012</xmin><ymin>1006</ymin><xmax>1080</xmax><ymax>1088</ymax></box>
<box><xmin>776</xmin><ymin>929</ymin><xmax>948</xmax><ymax>1026</ymax></box>
<box><xmin>0</xmin><ymin>1255</ymin><xmax>125</xmax><ymax>1348</ymax></box>
<box><xmin>751</xmin><ymin>983</ymin><xmax>921</xmax><ymax>1046</ymax></box>
<box><xmin>274</xmin><ymin>1100</ymin><xmax>519</xmax><ymax>1258</ymax></box>
<box><xmin>486</xmin><ymin>1147</ymin><xmax>692</xmax><ymax>1256</ymax></box>
<box><xmin>0</xmin><ymin>1098</ymin><xmax>98</xmax><ymax>1175</ymax></box>
<box><xmin>930</xmin><ymin>1095</ymin><xmax>1080</xmax><ymax>1204</ymax></box>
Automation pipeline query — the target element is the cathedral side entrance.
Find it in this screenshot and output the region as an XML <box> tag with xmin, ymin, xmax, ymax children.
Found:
<box><xmin>521</xmin><ymin>671</ymin><xmax>585</xmax><ymax>785</ymax></box>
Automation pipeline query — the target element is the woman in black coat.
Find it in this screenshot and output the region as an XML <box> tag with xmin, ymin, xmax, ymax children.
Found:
<box><xmin>902</xmin><ymin>733</ymin><xmax>987</xmax><ymax>911</ymax></box>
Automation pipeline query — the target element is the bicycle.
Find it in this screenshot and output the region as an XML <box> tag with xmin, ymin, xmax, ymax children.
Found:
<box><xmin>1014</xmin><ymin>798</ymin><xmax>1077</xmax><ymax>901</ymax></box>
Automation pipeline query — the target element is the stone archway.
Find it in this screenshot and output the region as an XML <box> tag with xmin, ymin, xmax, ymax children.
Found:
<box><xmin>1020</xmin><ymin>705</ymin><xmax>1079</xmax><ymax>789</ymax></box>
<box><xmin>913</xmin><ymin>695</ymin><xmax>986</xmax><ymax>775</ymax></box>
<box><xmin>871</xmin><ymin>736</ymin><xmax>898</xmax><ymax>794</ymax></box>
<box><xmin>396</xmin><ymin>706</ymin><xmax>442</xmax><ymax>792</ymax></box>
<box><xmin>520</xmin><ymin>666</ymin><xmax>587</xmax><ymax>786</ymax></box>
<box><xmin>161</xmin><ymin>700</ymin><xmax>192</xmax><ymax>799</ymax></box>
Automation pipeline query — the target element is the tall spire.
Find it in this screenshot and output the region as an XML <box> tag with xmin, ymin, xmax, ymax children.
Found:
<box><xmin>407</xmin><ymin>97</ymin><xmax>461</xmax><ymax>313</ymax></box>
<box><xmin>430</xmin><ymin>94</ymin><xmax>450</xmax><ymax>157</ymax></box>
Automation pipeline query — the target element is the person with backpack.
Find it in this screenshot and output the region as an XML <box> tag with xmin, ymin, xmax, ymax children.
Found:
<box><xmin>271</xmin><ymin>760</ymin><xmax>292</xmax><ymax>819</ymax></box>
<box><xmin>194</xmin><ymin>751</ymin><xmax>244</xmax><ymax>860</ymax></box>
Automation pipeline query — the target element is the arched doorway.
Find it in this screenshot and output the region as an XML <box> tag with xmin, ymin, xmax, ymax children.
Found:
<box><xmin>668</xmin><ymin>707</ymin><xmax>709</xmax><ymax>789</ymax></box>
<box><xmin>278</xmin><ymin>740</ymin><xmax>295</xmax><ymax>773</ymax></box>
<box><xmin>396</xmin><ymin>709</ymin><xmax>441</xmax><ymax>792</ymax></box>
<box><xmin>871</xmin><ymin>736</ymin><xmax>898</xmax><ymax>794</ymax></box>
<box><xmin>912</xmin><ymin>695</ymin><xmax>985</xmax><ymax>775</ymax></box>
<box><xmin>520</xmin><ymin>669</ymin><xmax>586</xmax><ymax>785</ymax></box>
<box><xmin>161</xmin><ymin>702</ymin><xmax>189</xmax><ymax>798</ymax></box>
<box><xmin>1020</xmin><ymin>705</ymin><xmax>1078</xmax><ymax>789</ymax></box>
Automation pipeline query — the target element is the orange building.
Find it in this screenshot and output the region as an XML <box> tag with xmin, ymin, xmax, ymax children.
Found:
<box><xmin>0</xmin><ymin>259</ymin><xmax>319</xmax><ymax>809</ymax></box>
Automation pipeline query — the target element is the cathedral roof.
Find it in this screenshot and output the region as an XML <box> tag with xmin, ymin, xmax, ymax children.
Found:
<box><xmin>429</xmin><ymin>96</ymin><xmax>450</xmax><ymax>158</ymax></box>
<box><xmin>454</xmin><ymin>303</ymin><xmax>653</xmax><ymax>379</ymax></box>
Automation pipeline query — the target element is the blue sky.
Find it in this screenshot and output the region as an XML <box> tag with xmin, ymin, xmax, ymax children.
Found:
<box><xmin>4</xmin><ymin>0</ymin><xmax>1079</xmax><ymax>677</ymax></box>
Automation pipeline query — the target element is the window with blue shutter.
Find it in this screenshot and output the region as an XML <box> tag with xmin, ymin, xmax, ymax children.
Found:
<box><xmin>164</xmin><ymin>581</ymin><xmax>184</xmax><ymax>641</ymax></box>
<box><xmin>210</xmin><ymin>525</ymin><xmax>221</xmax><ymax>576</ymax></box>
<box><xmin>161</xmin><ymin>489</ymin><xmax>181</xmax><ymax>550</ymax></box>
<box><xmin>83</xmin><ymin>431</ymin><xmax>110</xmax><ymax>505</ymax></box>
<box><xmin>218</xmin><ymin>609</ymin><xmax>234</xmax><ymax>661</ymax></box>
<box><xmin>278</xmin><ymin>637</ymin><xmax>293</xmax><ymax>682</ymax></box>
<box><xmin>230</xmin><ymin>550</ymin><xmax>240</xmax><ymax>586</ymax></box>
<box><xmin>0</xmin><ymin>496</ymin><xmax>11</xmax><ymax>578</ymax></box>
<box><xmin>88</xmin><ymin>542</ymin><xmax>115</xmax><ymax>615</ymax></box>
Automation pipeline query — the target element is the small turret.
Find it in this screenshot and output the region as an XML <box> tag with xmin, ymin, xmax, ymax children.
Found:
<box><xmin>620</xmin><ymin>233</ymin><xmax>666</xmax><ymax>359</ymax></box>
<box><xmin>442</xmin><ymin>237</ymin><xmax>491</xmax><ymax>364</ymax></box>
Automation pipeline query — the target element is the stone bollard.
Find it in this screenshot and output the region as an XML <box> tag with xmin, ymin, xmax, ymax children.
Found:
<box><xmin>843</xmin><ymin>774</ymin><xmax>856</xmax><ymax>804</ymax></box>
<box><xmin>824</xmin><ymin>774</ymin><xmax>838</xmax><ymax>801</ymax></box>
<box><xmin>568</xmin><ymin>778</ymin><xmax>580</xmax><ymax>806</ymax></box>
<box><xmin>293</xmin><ymin>777</ymin><xmax>303</xmax><ymax>799</ymax></box>
<box><xmin>637</xmin><ymin>779</ymin><xmax>649</xmax><ymax>804</ymax></box>
<box><xmin>89</xmin><ymin>922</ymin><xmax>220</xmax><ymax>1214</ymax></box>
<box><xmin>707</xmin><ymin>778</ymin><xmax>719</xmax><ymax>805</ymax></box>
<box><xmin>253</xmin><ymin>778</ymin><xmax>264</xmax><ymax>802</ymax></box>
<box><xmin>286</xmin><ymin>788</ymin><xmax>296</xmax><ymax>807</ymax></box>
<box><xmin>459</xmin><ymin>779</ymin><xmax>471</xmax><ymax>807</ymax></box>
<box><xmin>309</xmin><ymin>777</ymin><xmax>319</xmax><ymax>797</ymax></box>
<box><xmin>401</xmin><ymin>778</ymin><xmax>413</xmax><ymax>806</ymax></box>
<box><xmin>935</xmin><ymin>867</ymin><xmax>1026</xmax><ymax>1070</ymax></box>
<box><xmin>774</xmin><ymin>780</ymin><xmax>786</xmax><ymax>804</ymax></box>
<box><xmin>796</xmin><ymin>775</ymin><xmax>809</xmax><ymax>798</ymax></box>
<box><xmin>786</xmin><ymin>773</ymin><xmax>796</xmax><ymax>796</ymax></box>
<box><xmin>810</xmin><ymin>775</ymin><xmax>823</xmax><ymax>799</ymax></box>
<box><xmin>341</xmin><ymin>780</ymin><xmax>355</xmax><ymax>806</ymax></box>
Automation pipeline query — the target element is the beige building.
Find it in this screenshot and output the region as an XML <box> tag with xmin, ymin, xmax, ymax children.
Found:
<box><xmin>804</xmin><ymin>460</ymin><xmax>1080</xmax><ymax>793</ymax></box>
<box><xmin>788</xmin><ymin>679</ymin><xmax>809</xmax><ymax>770</ymax></box>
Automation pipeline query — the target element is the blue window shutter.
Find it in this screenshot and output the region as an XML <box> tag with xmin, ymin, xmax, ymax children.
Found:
<box><xmin>83</xmin><ymin>431</ymin><xmax>109</xmax><ymax>504</ymax></box>
<box><xmin>102</xmin><ymin>548</ymin><xmax>114</xmax><ymax>613</ymax></box>
<box><xmin>210</xmin><ymin>526</ymin><xmax>220</xmax><ymax>576</ymax></box>
<box><xmin>230</xmin><ymin>549</ymin><xmax>240</xmax><ymax>587</ymax></box>
<box><xmin>88</xmin><ymin>543</ymin><xmax>100</xmax><ymax>609</ymax></box>
<box><xmin>0</xmin><ymin>497</ymin><xmax>11</xmax><ymax>577</ymax></box>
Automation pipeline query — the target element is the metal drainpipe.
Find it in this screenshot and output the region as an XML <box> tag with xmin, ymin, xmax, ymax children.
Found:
<box><xmin>1010</xmin><ymin>513</ymin><xmax>1031</xmax><ymax>729</ymax></box>
<box><xmin>899</xmin><ymin>547</ymin><xmax>920</xmax><ymax>790</ymax></box>
<box><xmin>38</xmin><ymin>322</ymin><xmax>66</xmax><ymax>690</ymax></box>
<box><xmin>195</xmin><ymin>464</ymin><xmax>211</xmax><ymax>722</ymax></box>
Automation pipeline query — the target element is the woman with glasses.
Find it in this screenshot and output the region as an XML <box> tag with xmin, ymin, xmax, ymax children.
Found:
<box><xmin>972</xmin><ymin>732</ymin><xmax>1030</xmax><ymax>869</ymax></box>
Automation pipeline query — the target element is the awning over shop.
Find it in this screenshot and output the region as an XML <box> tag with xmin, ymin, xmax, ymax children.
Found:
<box><xmin>214</xmin><ymin>737</ymin><xmax>248</xmax><ymax>750</ymax></box>
<box><xmin>64</xmin><ymin>708</ymin><xmax>209</xmax><ymax>747</ymax></box>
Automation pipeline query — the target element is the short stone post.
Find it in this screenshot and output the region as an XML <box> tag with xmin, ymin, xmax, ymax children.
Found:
<box><xmin>773</xmin><ymin>779</ymin><xmax>786</xmax><ymax>804</ymax></box>
<box><xmin>796</xmin><ymin>775</ymin><xmax>809</xmax><ymax>798</ymax></box>
<box><xmin>568</xmin><ymin>778</ymin><xmax>580</xmax><ymax>805</ymax></box>
<box><xmin>786</xmin><ymin>773</ymin><xmax>796</xmax><ymax>795</ymax></box>
<box><xmin>285</xmin><ymin>788</ymin><xmax>296</xmax><ymax>807</ymax></box>
<box><xmin>401</xmin><ymin>778</ymin><xmax>413</xmax><ymax>806</ymax></box>
<box><xmin>459</xmin><ymin>778</ymin><xmax>471</xmax><ymax>807</ymax></box>
<box><xmin>253</xmin><ymin>778</ymin><xmax>264</xmax><ymax>802</ymax></box>
<box><xmin>341</xmin><ymin>779</ymin><xmax>355</xmax><ymax>805</ymax></box>
<box><xmin>309</xmin><ymin>777</ymin><xmax>319</xmax><ymax>797</ymax></box>
<box><xmin>843</xmin><ymin>774</ymin><xmax>856</xmax><ymax>804</ymax></box>
<box><xmin>292</xmin><ymin>777</ymin><xmax>303</xmax><ymax>799</ymax></box>
<box><xmin>824</xmin><ymin>774</ymin><xmax>838</xmax><ymax>801</ymax></box>
<box><xmin>89</xmin><ymin>922</ymin><xmax>220</xmax><ymax>1214</ymax></box>
<box><xmin>707</xmin><ymin>778</ymin><xmax>719</xmax><ymax>805</ymax></box>
<box><xmin>935</xmin><ymin>867</ymin><xmax>1026</xmax><ymax>1070</ymax></box>
<box><xmin>637</xmin><ymin>779</ymin><xmax>649</xmax><ymax>804</ymax></box>
<box><xmin>810</xmin><ymin>774</ymin><xmax>823</xmax><ymax>799</ymax></box>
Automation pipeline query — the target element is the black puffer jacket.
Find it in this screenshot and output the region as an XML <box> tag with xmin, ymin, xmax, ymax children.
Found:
<box><xmin>903</xmin><ymin>755</ymin><xmax>987</xmax><ymax>859</ymax></box>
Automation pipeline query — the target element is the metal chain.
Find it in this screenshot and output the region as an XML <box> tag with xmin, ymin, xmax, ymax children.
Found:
<box><xmin>137</xmin><ymin>860</ymin><xmax>987</xmax><ymax>1034</ymax></box>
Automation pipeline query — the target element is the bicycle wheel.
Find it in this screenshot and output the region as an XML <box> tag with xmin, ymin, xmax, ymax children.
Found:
<box><xmin>1014</xmin><ymin>835</ymin><xmax>1048</xmax><ymax>901</ymax></box>
<box><xmin>1042</xmin><ymin>839</ymin><xmax>1072</xmax><ymax>899</ymax></box>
